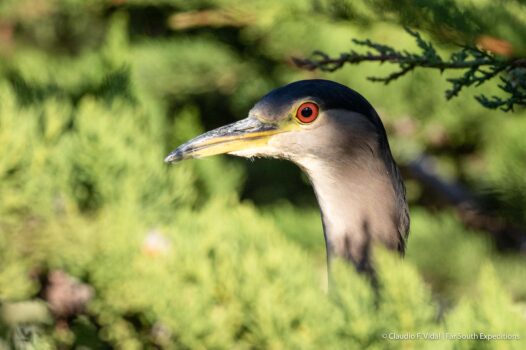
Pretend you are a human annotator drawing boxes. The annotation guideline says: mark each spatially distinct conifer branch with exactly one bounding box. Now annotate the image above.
[293,28,526,111]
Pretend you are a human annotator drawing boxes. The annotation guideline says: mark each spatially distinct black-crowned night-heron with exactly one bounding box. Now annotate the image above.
[165,80,409,272]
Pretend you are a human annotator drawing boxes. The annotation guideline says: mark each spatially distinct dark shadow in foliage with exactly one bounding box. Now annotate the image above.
[477,170,526,250]
[6,66,136,108]
[402,156,526,252]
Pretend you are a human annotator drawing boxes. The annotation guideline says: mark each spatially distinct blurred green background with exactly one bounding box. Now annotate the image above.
[0,0,525,349]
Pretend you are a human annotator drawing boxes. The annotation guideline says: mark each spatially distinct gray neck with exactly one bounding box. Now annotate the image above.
[300,153,408,270]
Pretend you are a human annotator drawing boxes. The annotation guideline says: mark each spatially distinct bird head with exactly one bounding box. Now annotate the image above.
[165,79,386,168]
[165,79,409,264]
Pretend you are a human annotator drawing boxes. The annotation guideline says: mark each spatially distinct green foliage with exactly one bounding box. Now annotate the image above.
[328,0,526,53]
[0,0,525,348]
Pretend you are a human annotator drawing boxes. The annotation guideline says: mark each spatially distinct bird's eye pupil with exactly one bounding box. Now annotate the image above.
[301,107,313,118]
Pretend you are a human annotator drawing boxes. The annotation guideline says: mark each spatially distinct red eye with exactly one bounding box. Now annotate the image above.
[295,102,319,124]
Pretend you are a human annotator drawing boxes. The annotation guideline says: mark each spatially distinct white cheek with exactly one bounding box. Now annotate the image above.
[229,145,280,158]
[228,131,309,160]
[267,132,303,156]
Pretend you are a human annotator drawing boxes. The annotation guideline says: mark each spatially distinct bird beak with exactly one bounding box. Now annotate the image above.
[165,117,281,163]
